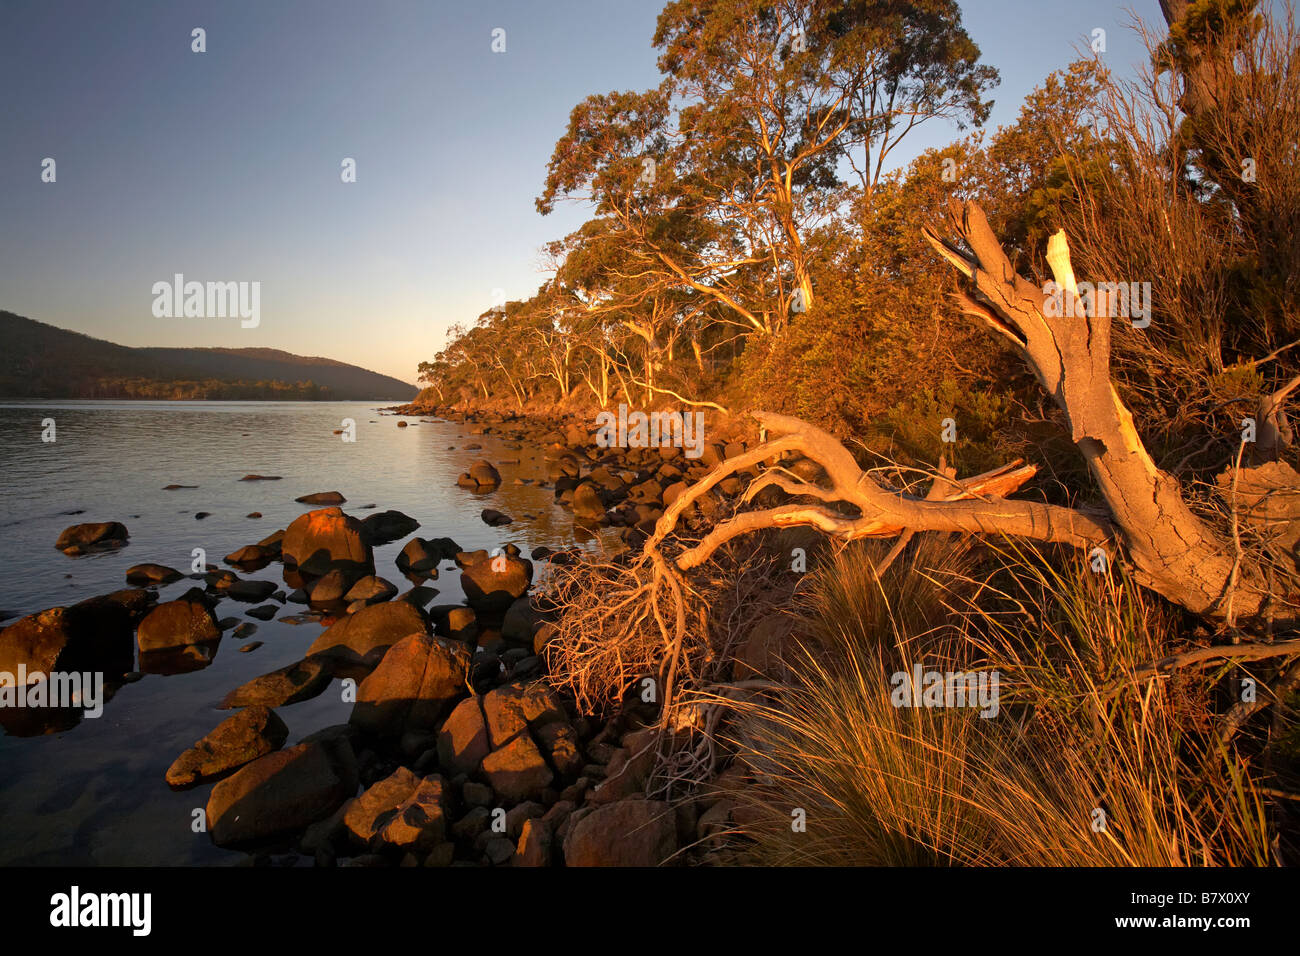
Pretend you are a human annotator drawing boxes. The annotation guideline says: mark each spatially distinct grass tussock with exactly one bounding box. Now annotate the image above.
[720,539,1276,866]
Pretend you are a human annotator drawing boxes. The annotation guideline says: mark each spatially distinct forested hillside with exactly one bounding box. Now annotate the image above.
[0,311,417,400]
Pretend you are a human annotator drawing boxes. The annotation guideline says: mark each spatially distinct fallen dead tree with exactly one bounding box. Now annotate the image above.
[544,200,1300,748]
[656,200,1300,634]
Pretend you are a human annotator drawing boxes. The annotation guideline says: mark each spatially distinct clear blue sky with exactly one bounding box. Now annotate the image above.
[0,0,1166,384]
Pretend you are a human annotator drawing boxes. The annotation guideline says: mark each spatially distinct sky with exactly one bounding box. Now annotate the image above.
[0,0,1169,385]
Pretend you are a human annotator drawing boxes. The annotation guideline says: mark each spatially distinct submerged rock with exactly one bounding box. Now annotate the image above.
[571,482,607,522]
[295,491,347,505]
[136,598,220,653]
[126,563,183,586]
[165,705,288,788]
[220,657,332,709]
[226,579,277,603]
[54,521,128,554]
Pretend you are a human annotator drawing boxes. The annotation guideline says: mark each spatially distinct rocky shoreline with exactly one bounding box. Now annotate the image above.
[0,404,767,867]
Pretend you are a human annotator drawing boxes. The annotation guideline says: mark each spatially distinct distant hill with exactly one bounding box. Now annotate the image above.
[0,311,418,401]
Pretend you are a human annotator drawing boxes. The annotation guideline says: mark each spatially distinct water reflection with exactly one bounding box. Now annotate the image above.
[0,401,620,864]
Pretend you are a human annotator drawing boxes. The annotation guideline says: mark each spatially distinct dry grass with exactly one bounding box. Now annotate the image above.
[714,539,1277,866]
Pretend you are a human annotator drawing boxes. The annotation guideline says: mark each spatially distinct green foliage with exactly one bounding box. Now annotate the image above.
[879,378,1014,474]
[421,0,1298,524]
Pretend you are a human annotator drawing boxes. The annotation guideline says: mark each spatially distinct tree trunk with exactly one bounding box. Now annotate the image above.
[647,200,1300,633]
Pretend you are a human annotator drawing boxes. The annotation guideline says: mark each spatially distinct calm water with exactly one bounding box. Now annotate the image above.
[0,401,612,865]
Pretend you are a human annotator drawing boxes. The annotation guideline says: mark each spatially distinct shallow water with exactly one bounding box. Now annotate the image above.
[0,400,612,865]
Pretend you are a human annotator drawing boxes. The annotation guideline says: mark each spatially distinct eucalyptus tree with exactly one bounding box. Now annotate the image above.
[539,0,996,332]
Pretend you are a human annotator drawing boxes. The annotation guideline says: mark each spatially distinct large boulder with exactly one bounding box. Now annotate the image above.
[93,588,158,623]
[306,600,429,667]
[342,767,449,854]
[395,536,460,576]
[0,595,136,680]
[165,705,288,788]
[360,510,420,545]
[514,817,553,867]
[480,733,553,802]
[54,521,128,554]
[305,568,357,603]
[256,529,286,554]
[502,597,542,644]
[281,507,373,577]
[343,575,398,604]
[562,799,678,866]
[220,657,333,709]
[206,737,358,846]
[481,681,566,749]
[534,720,584,777]
[136,598,220,653]
[455,548,533,614]
[436,696,490,775]
[428,604,477,642]
[349,633,471,737]
[395,539,440,577]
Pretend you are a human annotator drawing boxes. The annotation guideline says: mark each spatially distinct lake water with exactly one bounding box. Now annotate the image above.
[0,400,613,865]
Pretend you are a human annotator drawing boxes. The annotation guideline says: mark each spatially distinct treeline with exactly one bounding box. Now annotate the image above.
[47,377,331,401]
[421,0,1299,483]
